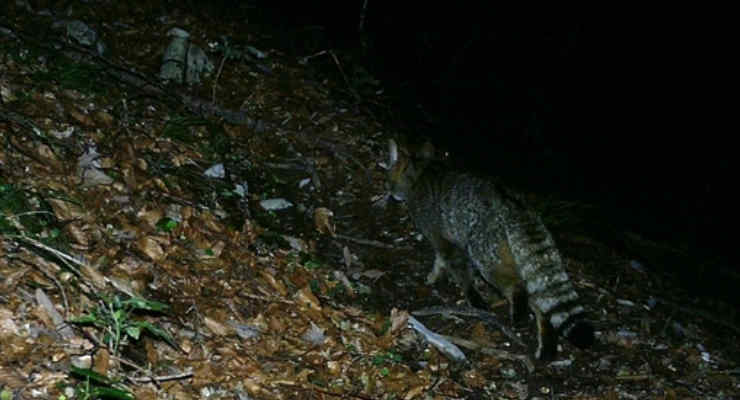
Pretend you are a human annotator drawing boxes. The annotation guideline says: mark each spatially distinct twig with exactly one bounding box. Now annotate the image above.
[334,233,394,249]
[15,255,71,321]
[0,109,44,136]
[128,371,193,384]
[327,50,359,100]
[242,291,295,305]
[408,316,467,363]
[9,235,84,277]
[264,159,322,190]
[413,305,526,347]
[106,355,160,388]
[358,0,369,33]
[654,297,740,335]
[444,335,535,373]
[35,288,75,339]
[299,50,359,101]
[212,42,228,104]
[10,235,137,300]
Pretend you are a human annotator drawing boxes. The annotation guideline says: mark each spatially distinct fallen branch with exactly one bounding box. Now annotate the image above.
[128,371,193,384]
[444,335,534,373]
[408,316,467,363]
[334,233,394,249]
[413,305,526,347]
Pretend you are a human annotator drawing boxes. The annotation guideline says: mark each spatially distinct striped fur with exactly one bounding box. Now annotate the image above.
[388,140,593,360]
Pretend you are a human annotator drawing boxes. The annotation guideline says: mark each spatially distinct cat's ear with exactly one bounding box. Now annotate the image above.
[388,139,399,167]
[418,141,435,160]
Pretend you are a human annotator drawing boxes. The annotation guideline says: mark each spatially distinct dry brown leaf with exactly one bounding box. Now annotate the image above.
[93,348,110,376]
[160,383,193,400]
[99,156,115,169]
[170,153,190,167]
[200,240,225,259]
[61,89,83,100]
[32,298,56,332]
[202,211,225,233]
[0,267,30,292]
[1,80,17,102]
[460,369,486,389]
[137,207,164,229]
[93,109,114,127]
[326,360,341,375]
[51,350,67,363]
[121,165,137,189]
[135,158,148,171]
[144,338,159,365]
[204,316,230,336]
[180,338,193,354]
[79,263,106,289]
[0,365,28,388]
[47,198,85,221]
[25,371,68,392]
[181,206,194,220]
[390,308,409,334]
[268,315,285,332]
[106,276,142,298]
[68,335,95,352]
[260,268,287,297]
[68,108,94,127]
[132,387,158,400]
[151,177,168,192]
[243,377,277,400]
[332,271,355,297]
[66,222,89,246]
[313,207,335,236]
[250,314,269,331]
[0,308,20,337]
[35,143,63,170]
[35,289,75,339]
[359,269,385,280]
[136,236,166,261]
[294,286,321,311]
[404,384,427,400]
[297,367,315,382]
[0,335,32,363]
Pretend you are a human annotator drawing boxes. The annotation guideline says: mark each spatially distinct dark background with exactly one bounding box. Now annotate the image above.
[225,3,735,298]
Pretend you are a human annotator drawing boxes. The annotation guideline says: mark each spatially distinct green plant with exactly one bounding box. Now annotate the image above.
[70,295,175,355]
[161,115,208,143]
[372,351,401,378]
[67,367,134,400]
[371,351,402,367]
[31,60,104,93]
[155,217,178,232]
[0,183,57,238]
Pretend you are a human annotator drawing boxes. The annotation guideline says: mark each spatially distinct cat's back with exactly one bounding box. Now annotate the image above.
[411,165,513,244]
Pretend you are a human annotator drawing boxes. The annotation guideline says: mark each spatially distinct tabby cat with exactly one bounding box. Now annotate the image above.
[388,139,594,360]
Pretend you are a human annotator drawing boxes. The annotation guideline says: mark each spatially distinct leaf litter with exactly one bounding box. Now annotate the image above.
[0,2,738,399]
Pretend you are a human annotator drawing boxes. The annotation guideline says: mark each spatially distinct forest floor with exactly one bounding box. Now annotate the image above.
[0,2,738,399]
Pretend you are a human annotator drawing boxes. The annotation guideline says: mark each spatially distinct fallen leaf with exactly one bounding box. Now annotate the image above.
[295,286,321,311]
[314,207,335,236]
[93,348,110,376]
[136,236,166,261]
[204,316,231,336]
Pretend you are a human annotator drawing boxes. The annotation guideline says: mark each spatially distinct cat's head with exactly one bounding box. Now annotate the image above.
[387,139,434,201]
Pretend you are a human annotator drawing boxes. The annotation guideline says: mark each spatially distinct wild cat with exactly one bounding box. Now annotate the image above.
[387,139,593,360]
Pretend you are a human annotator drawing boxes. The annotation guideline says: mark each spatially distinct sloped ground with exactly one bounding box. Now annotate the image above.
[1,2,738,399]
